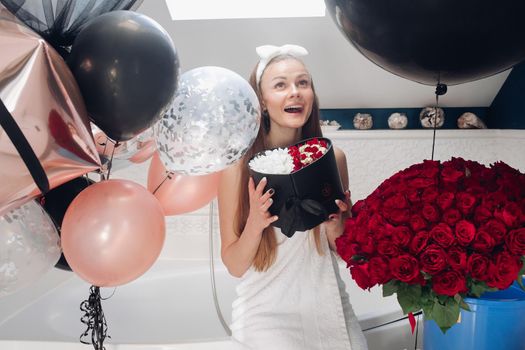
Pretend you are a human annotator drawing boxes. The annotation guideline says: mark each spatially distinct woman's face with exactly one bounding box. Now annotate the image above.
[259,58,314,131]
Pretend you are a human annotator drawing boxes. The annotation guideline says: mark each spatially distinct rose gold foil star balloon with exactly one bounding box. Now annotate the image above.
[0,5,100,216]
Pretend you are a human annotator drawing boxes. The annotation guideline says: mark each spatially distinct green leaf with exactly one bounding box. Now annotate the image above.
[422,299,435,320]
[517,276,525,292]
[397,284,422,314]
[382,280,399,297]
[469,280,497,298]
[432,297,460,333]
[459,299,471,312]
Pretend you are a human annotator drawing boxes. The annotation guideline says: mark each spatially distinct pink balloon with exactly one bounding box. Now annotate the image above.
[147,152,221,216]
[129,139,156,164]
[61,179,165,287]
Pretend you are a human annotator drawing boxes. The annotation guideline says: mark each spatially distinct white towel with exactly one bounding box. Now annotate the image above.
[230,227,368,350]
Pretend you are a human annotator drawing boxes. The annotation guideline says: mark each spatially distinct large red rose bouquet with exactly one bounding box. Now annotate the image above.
[336,157,525,332]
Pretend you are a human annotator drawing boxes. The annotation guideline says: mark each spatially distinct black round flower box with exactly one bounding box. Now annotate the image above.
[250,137,344,237]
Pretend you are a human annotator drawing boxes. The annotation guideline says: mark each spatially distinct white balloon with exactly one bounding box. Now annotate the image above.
[0,200,61,297]
[154,66,260,175]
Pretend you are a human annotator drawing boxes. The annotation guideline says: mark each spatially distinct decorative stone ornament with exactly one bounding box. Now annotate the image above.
[388,112,408,129]
[419,107,445,128]
[353,113,373,130]
[457,112,487,129]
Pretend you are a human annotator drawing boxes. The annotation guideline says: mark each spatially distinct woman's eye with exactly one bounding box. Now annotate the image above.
[298,79,310,87]
[274,82,286,89]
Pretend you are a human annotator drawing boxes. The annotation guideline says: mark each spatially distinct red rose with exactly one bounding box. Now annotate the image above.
[351,199,367,216]
[422,187,439,203]
[471,229,496,253]
[384,208,410,225]
[383,193,409,209]
[432,270,467,296]
[411,177,437,189]
[456,192,477,215]
[336,239,363,265]
[482,219,507,244]
[420,244,448,275]
[447,246,467,272]
[422,204,440,222]
[410,214,427,231]
[442,209,462,226]
[482,192,507,211]
[391,226,412,247]
[377,241,400,257]
[368,257,391,286]
[420,160,440,178]
[366,196,383,213]
[505,228,525,255]
[350,264,371,289]
[492,161,521,177]
[390,254,421,283]
[467,253,490,281]
[474,205,493,224]
[335,235,350,261]
[410,231,430,255]
[367,213,387,231]
[486,251,522,290]
[495,202,521,228]
[355,231,375,255]
[436,192,455,211]
[406,188,422,204]
[430,223,455,248]
[455,220,476,246]
[441,165,465,183]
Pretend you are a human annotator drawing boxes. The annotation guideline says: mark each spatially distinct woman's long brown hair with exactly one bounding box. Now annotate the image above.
[234,55,324,272]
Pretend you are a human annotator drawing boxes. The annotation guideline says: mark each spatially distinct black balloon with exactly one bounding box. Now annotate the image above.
[42,176,95,271]
[68,10,179,141]
[325,0,525,85]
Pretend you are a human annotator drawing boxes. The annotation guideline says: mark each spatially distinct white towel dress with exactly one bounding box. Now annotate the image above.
[230,227,368,350]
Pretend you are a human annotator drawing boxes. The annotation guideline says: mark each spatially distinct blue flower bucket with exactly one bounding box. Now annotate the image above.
[423,281,525,350]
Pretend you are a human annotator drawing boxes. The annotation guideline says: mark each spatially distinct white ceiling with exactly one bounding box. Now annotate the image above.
[136,1,511,109]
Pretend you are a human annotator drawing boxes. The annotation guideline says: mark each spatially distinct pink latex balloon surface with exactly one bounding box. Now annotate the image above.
[61,179,165,287]
[147,152,220,215]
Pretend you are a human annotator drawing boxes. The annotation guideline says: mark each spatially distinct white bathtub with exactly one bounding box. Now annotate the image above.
[0,258,419,349]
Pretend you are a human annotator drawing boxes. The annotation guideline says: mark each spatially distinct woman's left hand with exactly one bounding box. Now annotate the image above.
[324,190,350,250]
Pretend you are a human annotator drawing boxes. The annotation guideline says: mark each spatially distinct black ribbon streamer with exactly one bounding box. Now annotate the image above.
[279,196,327,237]
[80,286,110,350]
[0,0,143,59]
[0,97,49,194]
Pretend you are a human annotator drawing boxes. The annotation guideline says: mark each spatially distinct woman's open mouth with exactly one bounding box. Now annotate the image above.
[284,105,304,114]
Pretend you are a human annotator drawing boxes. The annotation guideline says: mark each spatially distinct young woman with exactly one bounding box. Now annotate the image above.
[218,44,367,350]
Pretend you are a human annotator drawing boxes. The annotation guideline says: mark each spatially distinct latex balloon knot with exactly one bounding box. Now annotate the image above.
[435,83,448,96]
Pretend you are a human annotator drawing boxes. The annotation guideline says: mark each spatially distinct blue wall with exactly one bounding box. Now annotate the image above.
[320,61,525,130]
[488,61,525,129]
[320,107,489,130]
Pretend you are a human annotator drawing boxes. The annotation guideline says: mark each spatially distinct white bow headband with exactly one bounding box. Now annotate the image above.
[255,44,309,85]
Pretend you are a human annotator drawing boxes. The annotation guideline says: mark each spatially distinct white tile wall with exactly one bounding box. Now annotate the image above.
[114,129,525,261]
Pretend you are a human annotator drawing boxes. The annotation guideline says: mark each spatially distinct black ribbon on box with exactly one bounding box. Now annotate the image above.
[250,137,344,237]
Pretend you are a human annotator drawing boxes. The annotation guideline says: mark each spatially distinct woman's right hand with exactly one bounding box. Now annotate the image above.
[245,177,278,233]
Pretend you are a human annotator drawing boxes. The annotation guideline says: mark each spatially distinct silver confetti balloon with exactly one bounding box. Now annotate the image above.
[0,200,61,297]
[154,66,260,175]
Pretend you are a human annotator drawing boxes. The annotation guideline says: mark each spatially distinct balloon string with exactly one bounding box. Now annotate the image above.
[431,77,447,161]
[152,172,173,195]
[106,141,119,180]
[79,286,111,350]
